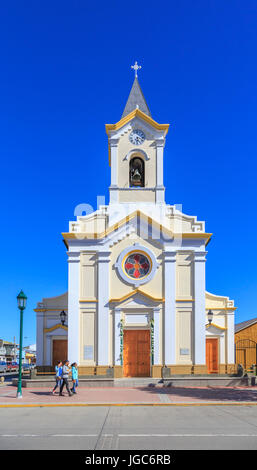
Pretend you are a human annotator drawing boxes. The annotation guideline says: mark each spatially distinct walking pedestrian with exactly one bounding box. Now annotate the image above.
[71,362,78,394]
[51,360,63,395]
[59,360,73,396]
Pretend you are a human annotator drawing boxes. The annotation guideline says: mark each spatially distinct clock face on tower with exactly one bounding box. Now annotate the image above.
[129,129,145,145]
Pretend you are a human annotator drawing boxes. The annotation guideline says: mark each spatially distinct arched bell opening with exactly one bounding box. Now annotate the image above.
[129,156,145,187]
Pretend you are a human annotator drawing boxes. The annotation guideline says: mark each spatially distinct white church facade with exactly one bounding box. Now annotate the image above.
[35,68,236,377]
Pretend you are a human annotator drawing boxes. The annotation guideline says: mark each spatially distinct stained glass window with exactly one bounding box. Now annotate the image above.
[124,253,150,279]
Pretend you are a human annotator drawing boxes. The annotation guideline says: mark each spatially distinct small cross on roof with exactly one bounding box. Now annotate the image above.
[131,61,142,78]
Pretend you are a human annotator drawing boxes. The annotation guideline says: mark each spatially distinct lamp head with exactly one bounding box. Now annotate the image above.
[60,310,67,326]
[17,290,27,310]
[207,309,213,325]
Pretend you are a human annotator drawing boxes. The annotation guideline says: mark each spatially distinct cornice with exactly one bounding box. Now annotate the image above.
[34,308,66,313]
[105,109,169,136]
[62,210,212,246]
[109,288,164,304]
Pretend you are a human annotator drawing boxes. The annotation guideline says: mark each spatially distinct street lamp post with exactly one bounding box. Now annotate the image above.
[16,290,27,398]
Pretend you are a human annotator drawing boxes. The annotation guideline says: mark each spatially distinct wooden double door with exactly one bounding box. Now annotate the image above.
[206,338,219,373]
[123,330,150,377]
[52,339,68,366]
[236,340,257,370]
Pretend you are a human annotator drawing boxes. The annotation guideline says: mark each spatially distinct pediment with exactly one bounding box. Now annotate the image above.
[110,289,163,307]
[106,210,173,247]
[109,117,159,142]
[63,207,211,247]
[206,323,226,335]
[105,109,169,139]
[122,296,153,308]
[44,323,68,335]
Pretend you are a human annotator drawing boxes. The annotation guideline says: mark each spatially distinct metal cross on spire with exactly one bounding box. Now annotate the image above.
[131,61,142,78]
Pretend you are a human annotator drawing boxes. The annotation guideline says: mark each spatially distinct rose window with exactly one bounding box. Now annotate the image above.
[124,253,151,279]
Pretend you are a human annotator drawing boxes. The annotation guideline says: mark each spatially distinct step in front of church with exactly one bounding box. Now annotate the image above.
[13,375,249,389]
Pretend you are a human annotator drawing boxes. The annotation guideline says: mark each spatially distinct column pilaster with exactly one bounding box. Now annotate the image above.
[163,249,176,365]
[109,138,119,204]
[227,311,235,364]
[68,251,80,364]
[97,251,110,365]
[194,251,207,365]
[155,138,165,203]
[153,307,160,365]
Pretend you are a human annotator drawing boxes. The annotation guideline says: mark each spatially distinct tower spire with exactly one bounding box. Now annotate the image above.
[121,62,151,118]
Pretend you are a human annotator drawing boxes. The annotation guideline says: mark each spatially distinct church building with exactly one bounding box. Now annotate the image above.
[35,65,236,377]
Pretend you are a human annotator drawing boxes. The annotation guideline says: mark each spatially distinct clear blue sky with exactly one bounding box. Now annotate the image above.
[1,0,257,344]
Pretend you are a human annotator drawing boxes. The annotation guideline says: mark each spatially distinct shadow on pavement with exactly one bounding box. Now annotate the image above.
[139,386,257,402]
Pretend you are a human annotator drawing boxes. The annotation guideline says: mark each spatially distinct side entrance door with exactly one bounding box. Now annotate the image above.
[52,339,68,367]
[123,330,150,377]
[206,338,219,373]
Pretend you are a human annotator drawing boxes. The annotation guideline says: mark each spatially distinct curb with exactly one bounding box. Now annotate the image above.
[0,401,257,408]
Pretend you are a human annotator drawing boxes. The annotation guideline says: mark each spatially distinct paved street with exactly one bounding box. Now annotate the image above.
[1,405,257,450]
[1,384,257,450]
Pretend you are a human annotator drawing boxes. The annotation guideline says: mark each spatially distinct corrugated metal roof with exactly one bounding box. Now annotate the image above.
[235,317,257,333]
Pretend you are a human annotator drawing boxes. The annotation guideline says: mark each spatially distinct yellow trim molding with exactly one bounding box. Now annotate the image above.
[206,323,227,331]
[34,308,67,313]
[109,289,164,304]
[44,323,68,333]
[205,307,237,311]
[105,109,170,136]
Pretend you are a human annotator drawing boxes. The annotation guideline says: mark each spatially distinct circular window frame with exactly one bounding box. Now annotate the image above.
[123,250,152,281]
[115,244,159,288]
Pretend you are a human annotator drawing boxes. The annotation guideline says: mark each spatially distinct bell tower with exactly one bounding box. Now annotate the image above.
[106,63,169,206]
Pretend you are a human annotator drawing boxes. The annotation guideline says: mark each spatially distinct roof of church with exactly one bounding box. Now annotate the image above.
[235,317,257,333]
[122,77,151,118]
[62,209,212,246]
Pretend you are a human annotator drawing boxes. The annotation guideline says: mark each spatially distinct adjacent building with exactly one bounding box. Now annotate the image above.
[0,340,17,363]
[235,318,257,370]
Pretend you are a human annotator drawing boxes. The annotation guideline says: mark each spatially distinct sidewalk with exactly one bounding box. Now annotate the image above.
[1,384,257,407]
